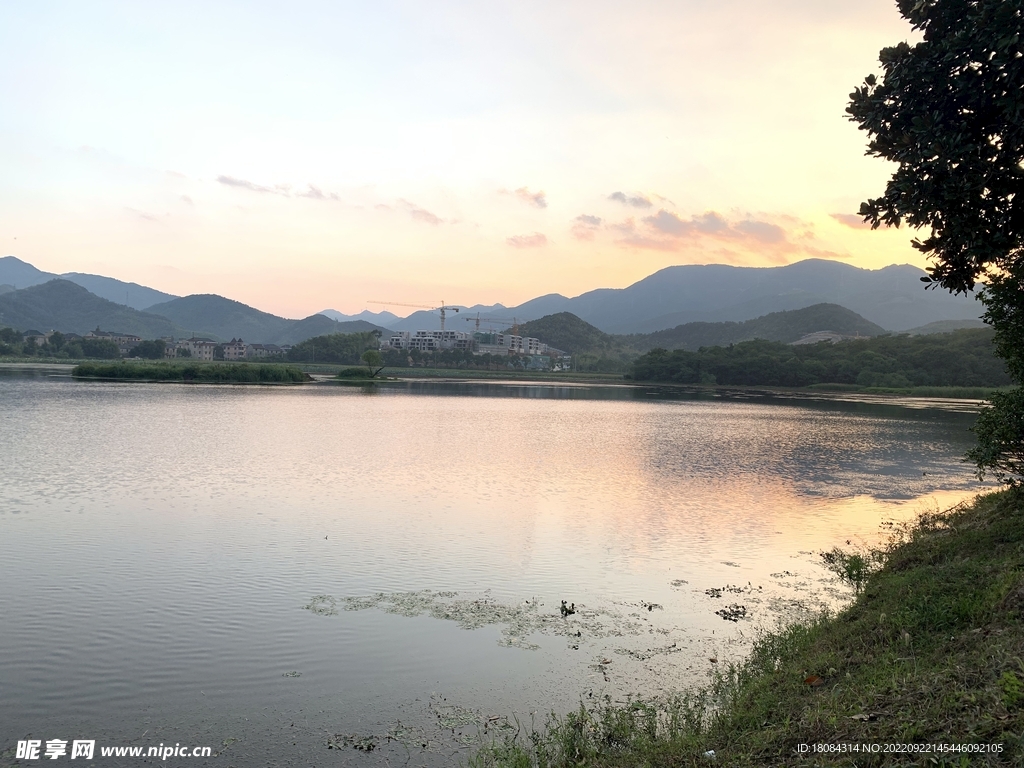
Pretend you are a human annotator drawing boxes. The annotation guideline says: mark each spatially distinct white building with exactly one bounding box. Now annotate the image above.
[85,329,143,356]
[222,338,247,360]
[386,330,473,351]
[245,343,285,358]
[180,337,217,361]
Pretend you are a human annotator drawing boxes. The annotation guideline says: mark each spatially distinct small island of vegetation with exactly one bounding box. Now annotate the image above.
[72,361,310,384]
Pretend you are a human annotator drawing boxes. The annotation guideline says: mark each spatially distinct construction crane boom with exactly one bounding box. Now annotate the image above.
[368,300,461,330]
[464,313,523,336]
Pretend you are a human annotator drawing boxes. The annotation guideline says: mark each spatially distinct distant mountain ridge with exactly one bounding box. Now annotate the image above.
[3,255,985,341]
[0,279,390,344]
[630,303,888,352]
[506,260,982,333]
[0,256,178,310]
[0,280,193,338]
[146,294,390,344]
[333,260,983,334]
[514,304,888,356]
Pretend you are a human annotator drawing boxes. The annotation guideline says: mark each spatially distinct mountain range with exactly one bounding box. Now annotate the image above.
[512,304,889,358]
[0,277,388,344]
[374,260,983,333]
[0,254,986,345]
[0,256,178,309]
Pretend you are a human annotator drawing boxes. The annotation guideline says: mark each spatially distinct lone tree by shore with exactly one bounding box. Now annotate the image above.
[361,349,386,378]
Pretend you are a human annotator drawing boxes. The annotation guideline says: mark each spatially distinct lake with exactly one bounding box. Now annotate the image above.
[0,371,989,766]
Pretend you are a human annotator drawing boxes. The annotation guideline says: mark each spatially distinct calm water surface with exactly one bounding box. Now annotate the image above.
[0,372,988,766]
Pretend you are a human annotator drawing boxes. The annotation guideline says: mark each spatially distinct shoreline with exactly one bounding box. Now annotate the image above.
[473,490,1024,766]
[0,359,1003,405]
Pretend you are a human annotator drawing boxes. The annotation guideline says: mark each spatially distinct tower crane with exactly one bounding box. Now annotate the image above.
[463,314,523,336]
[367,300,461,331]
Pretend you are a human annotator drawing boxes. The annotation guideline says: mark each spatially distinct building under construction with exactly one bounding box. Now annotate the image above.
[383,329,562,357]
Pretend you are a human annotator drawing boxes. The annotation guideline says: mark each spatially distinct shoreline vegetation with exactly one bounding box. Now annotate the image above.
[5,359,1007,400]
[71,361,310,383]
[472,490,1024,767]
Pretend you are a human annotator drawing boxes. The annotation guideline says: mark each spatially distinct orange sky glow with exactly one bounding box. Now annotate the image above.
[0,1,923,318]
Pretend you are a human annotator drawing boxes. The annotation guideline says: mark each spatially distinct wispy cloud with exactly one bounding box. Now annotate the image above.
[217,175,278,194]
[734,219,786,244]
[401,199,443,225]
[298,184,340,201]
[609,191,653,209]
[503,187,548,208]
[125,207,162,222]
[571,214,602,240]
[604,209,845,264]
[830,212,874,230]
[507,232,547,248]
[639,209,786,245]
[179,195,193,205]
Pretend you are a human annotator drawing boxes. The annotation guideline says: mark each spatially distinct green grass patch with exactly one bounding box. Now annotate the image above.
[807,383,1010,399]
[473,491,1024,766]
[72,361,310,384]
[336,366,378,379]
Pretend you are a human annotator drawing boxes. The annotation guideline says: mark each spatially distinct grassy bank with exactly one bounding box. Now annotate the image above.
[72,361,310,383]
[473,491,1024,767]
[806,383,1012,399]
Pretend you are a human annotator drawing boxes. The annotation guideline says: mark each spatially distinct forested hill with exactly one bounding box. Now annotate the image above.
[629,303,886,352]
[630,328,1009,389]
[512,304,886,356]
[0,280,193,338]
[514,313,619,354]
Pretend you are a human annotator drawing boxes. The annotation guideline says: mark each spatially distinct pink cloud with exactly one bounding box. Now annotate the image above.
[501,187,547,208]
[507,232,548,248]
[298,184,340,201]
[399,199,443,225]
[609,191,653,209]
[830,213,874,230]
[571,214,602,240]
[608,209,847,263]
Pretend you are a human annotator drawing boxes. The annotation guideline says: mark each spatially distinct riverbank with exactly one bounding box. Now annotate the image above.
[71,361,310,383]
[1,358,1006,402]
[473,490,1024,766]
[331,365,1005,398]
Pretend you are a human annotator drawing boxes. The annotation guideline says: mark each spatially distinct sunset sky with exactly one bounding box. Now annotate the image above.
[0,1,922,318]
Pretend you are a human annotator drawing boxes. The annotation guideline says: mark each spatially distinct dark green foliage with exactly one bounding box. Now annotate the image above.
[515,312,619,354]
[286,332,380,364]
[967,388,1024,486]
[336,367,376,379]
[145,293,289,342]
[0,326,121,359]
[847,0,1024,294]
[360,349,385,377]
[379,346,522,371]
[849,1,1024,483]
[631,304,886,352]
[631,329,1009,388]
[72,361,308,383]
[514,313,632,371]
[74,339,121,359]
[0,279,191,337]
[981,263,1024,383]
[129,339,166,359]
